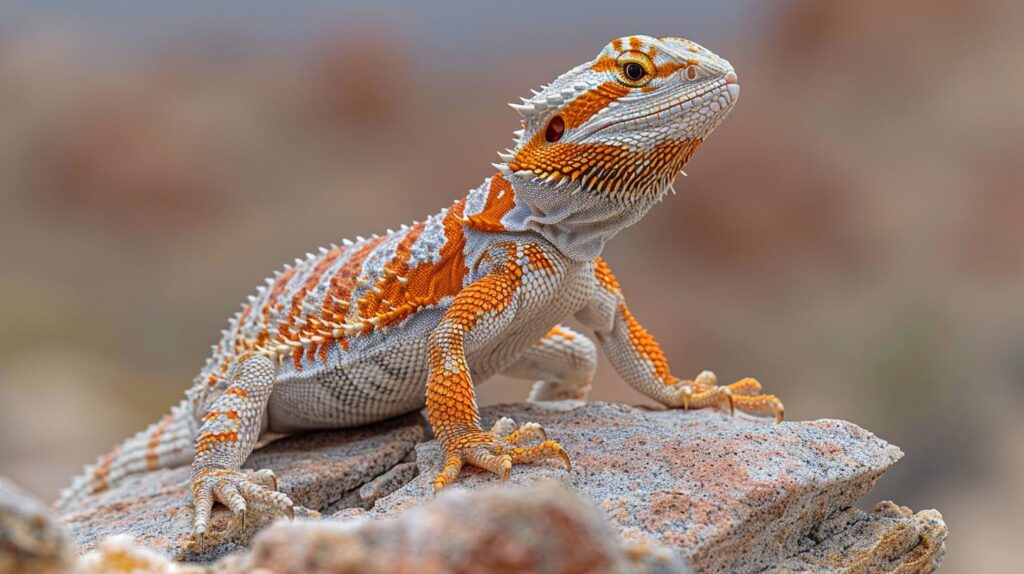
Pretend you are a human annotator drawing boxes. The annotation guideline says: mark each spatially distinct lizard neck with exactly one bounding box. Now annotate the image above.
[500,176,662,262]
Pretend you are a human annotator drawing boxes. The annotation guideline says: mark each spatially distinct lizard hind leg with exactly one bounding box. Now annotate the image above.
[190,354,293,543]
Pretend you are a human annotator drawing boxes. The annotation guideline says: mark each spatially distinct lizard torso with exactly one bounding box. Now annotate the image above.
[195,181,598,432]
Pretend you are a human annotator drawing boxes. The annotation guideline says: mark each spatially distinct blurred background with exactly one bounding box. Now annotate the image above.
[0,1,1021,569]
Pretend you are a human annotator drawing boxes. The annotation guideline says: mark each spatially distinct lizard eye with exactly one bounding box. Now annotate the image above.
[624,62,646,81]
[545,114,565,143]
[615,52,655,87]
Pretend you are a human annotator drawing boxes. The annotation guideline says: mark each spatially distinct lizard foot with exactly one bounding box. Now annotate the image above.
[669,370,784,423]
[191,467,294,544]
[432,418,571,492]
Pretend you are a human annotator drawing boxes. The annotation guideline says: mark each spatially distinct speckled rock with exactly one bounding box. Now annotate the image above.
[75,534,204,574]
[366,401,906,574]
[0,476,73,574]
[67,497,946,574]
[54,400,946,573]
[765,501,947,573]
[237,480,691,574]
[59,412,426,562]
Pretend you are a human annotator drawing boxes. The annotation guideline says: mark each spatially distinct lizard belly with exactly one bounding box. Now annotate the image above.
[266,335,433,432]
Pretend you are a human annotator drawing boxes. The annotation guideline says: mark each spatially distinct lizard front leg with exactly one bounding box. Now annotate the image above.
[190,353,293,542]
[501,324,598,401]
[427,243,571,491]
[578,257,784,421]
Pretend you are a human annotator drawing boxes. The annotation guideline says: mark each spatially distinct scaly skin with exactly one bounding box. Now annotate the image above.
[59,35,784,541]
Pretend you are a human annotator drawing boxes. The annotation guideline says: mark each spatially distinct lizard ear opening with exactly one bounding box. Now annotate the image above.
[545,115,565,143]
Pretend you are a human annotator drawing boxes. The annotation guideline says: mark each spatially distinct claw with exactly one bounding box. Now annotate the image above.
[556,445,572,472]
[195,531,206,553]
[681,386,692,410]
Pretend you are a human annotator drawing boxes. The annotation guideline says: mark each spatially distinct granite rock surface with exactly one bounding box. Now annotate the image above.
[363,401,909,573]
[0,476,73,574]
[35,401,947,573]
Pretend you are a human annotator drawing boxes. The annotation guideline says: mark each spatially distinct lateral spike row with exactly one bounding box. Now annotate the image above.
[509,103,534,115]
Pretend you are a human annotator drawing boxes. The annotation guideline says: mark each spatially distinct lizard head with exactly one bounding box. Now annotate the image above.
[499,35,738,205]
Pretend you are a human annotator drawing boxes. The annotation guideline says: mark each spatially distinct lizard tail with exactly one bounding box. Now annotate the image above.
[57,399,198,510]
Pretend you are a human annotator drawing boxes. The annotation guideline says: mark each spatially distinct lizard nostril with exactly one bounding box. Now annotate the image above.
[725,71,738,85]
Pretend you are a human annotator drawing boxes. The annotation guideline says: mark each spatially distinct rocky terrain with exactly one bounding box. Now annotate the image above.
[2,401,946,573]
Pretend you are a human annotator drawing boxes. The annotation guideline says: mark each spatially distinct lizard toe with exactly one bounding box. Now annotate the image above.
[190,468,293,540]
[433,422,571,491]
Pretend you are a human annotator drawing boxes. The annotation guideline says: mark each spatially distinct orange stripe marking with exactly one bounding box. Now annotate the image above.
[144,414,174,470]
[464,173,517,232]
[559,82,630,130]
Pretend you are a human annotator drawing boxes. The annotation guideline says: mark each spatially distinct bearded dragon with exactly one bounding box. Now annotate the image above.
[59,35,784,542]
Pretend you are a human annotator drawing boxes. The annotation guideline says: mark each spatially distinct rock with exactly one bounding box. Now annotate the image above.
[236,481,691,574]
[0,476,73,574]
[367,401,906,573]
[54,400,947,573]
[75,534,200,574]
[59,487,947,574]
[765,501,947,573]
[357,461,419,504]
[59,412,427,561]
